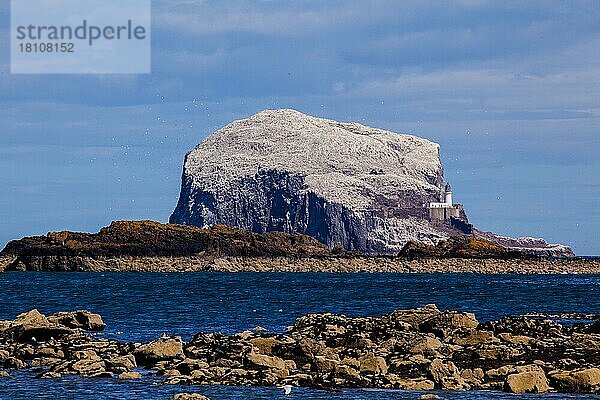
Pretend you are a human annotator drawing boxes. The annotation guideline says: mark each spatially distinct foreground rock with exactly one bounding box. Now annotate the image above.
[4,307,600,394]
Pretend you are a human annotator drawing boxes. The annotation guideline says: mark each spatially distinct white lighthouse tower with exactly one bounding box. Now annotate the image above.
[444,183,453,206]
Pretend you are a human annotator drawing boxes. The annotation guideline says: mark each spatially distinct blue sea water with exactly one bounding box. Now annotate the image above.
[1,272,600,399]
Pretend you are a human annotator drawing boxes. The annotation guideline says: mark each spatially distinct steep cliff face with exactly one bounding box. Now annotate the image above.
[170,109,459,254]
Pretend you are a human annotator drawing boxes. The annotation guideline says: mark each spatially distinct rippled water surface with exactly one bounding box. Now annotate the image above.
[2,272,600,399]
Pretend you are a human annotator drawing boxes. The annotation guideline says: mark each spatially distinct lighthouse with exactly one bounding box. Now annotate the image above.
[444,183,453,206]
[427,182,459,220]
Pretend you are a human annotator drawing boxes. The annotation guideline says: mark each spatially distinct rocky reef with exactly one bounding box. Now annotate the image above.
[0,220,329,271]
[4,306,600,395]
[398,236,563,259]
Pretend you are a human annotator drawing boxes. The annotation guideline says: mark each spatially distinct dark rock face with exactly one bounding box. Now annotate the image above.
[170,109,454,255]
[4,307,600,394]
[172,170,375,254]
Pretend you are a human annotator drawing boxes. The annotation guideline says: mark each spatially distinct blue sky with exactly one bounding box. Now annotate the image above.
[1,0,599,254]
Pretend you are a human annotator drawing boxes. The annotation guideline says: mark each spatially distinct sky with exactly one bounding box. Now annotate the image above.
[1,0,599,255]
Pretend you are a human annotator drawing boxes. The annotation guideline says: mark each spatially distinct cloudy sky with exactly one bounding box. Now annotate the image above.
[1,0,599,254]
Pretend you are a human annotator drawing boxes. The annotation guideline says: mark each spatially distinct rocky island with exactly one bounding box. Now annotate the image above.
[1,110,584,273]
[171,109,573,258]
[0,220,597,273]
[3,306,600,395]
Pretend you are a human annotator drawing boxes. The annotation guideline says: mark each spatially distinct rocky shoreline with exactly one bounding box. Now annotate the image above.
[3,306,600,395]
[2,221,589,274]
[1,254,599,274]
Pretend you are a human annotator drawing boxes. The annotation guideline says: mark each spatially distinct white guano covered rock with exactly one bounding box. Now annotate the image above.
[170,109,456,254]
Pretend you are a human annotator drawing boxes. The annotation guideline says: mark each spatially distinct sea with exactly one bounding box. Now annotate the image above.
[1,272,600,400]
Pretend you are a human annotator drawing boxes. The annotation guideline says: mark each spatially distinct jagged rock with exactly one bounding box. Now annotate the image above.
[428,359,456,384]
[400,236,525,259]
[0,371,10,378]
[4,357,27,369]
[453,330,498,346]
[3,309,73,342]
[335,364,360,379]
[408,336,442,354]
[394,377,435,390]
[170,109,462,255]
[461,368,485,385]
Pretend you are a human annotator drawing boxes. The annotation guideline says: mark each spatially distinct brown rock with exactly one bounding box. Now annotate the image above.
[5,357,27,369]
[428,359,456,383]
[461,368,485,385]
[173,394,211,400]
[505,367,550,394]
[420,311,479,336]
[247,352,287,371]
[36,371,61,379]
[71,359,106,375]
[249,337,280,355]
[31,357,62,367]
[134,336,183,365]
[14,309,49,327]
[387,375,435,390]
[34,347,64,359]
[358,354,388,375]
[498,333,534,345]
[551,368,600,392]
[453,330,498,346]
[106,355,137,371]
[336,364,360,380]
[409,336,442,354]
[385,304,440,328]
[315,356,339,372]
[73,350,101,360]
[6,310,73,342]
[48,310,106,331]
[119,371,142,379]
